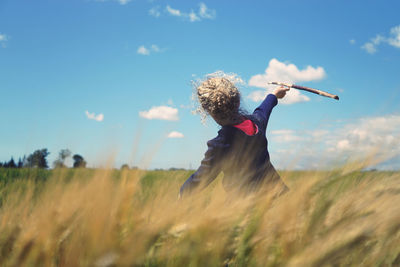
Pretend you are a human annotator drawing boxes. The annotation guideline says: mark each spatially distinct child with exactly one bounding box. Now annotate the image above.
[180,76,289,196]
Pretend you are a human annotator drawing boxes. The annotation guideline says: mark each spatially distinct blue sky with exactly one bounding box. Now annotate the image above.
[1,0,399,170]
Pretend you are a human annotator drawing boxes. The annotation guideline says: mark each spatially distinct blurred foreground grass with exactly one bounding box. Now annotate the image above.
[0,167,399,266]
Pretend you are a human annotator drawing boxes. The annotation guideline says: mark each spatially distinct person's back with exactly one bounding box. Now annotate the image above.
[180,75,289,196]
[217,115,278,192]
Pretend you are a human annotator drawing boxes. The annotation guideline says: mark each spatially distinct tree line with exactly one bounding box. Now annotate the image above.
[0,148,87,169]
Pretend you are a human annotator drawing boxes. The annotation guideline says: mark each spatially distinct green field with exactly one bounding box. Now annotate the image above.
[0,167,399,266]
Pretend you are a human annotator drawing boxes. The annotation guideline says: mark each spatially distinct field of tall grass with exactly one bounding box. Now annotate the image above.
[0,166,399,266]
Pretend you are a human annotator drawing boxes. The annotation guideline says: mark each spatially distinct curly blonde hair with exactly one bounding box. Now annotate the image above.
[196,77,242,126]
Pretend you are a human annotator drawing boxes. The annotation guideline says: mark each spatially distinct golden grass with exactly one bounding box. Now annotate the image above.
[0,167,399,266]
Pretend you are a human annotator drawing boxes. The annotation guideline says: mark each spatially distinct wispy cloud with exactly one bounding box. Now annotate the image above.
[0,33,8,47]
[270,129,304,143]
[0,34,7,42]
[188,11,200,22]
[388,25,400,48]
[137,45,150,55]
[361,35,385,54]
[167,131,184,138]
[361,25,400,54]
[139,106,179,121]
[349,39,356,45]
[270,114,400,170]
[85,110,104,122]
[162,2,216,22]
[137,44,163,55]
[198,2,216,19]
[151,44,160,52]
[248,58,326,104]
[166,5,182,17]
[149,6,161,18]
[94,0,131,5]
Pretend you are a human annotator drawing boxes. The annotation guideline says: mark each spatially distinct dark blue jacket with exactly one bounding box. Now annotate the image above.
[180,94,286,195]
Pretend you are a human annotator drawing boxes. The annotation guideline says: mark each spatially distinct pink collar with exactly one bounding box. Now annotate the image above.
[233,119,258,136]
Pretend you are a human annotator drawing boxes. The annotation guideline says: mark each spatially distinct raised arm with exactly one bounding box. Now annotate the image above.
[253,86,289,130]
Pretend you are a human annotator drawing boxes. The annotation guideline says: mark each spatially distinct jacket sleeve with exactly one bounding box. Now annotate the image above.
[179,136,226,196]
[252,94,278,131]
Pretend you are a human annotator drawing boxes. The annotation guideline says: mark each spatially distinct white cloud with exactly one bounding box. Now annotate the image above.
[270,129,304,143]
[0,34,7,42]
[361,42,377,54]
[361,25,400,54]
[388,25,400,48]
[336,139,351,150]
[311,130,329,138]
[85,111,104,122]
[166,5,181,16]
[198,2,216,19]
[139,106,179,121]
[247,89,310,104]
[247,90,268,102]
[249,58,326,86]
[137,44,163,56]
[179,104,192,109]
[270,114,400,170]
[151,44,160,52]
[0,33,8,47]
[163,3,215,22]
[328,115,400,155]
[137,45,150,55]
[189,11,200,22]
[248,58,326,104]
[361,35,385,54]
[149,6,161,17]
[167,131,184,138]
[94,0,131,5]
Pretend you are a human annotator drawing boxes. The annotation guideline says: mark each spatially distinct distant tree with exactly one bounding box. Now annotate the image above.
[17,157,23,168]
[121,164,130,170]
[1,158,16,168]
[21,155,27,167]
[0,162,3,168]
[1,158,17,168]
[26,149,50,169]
[73,154,87,168]
[169,167,185,171]
[7,158,17,168]
[53,149,72,168]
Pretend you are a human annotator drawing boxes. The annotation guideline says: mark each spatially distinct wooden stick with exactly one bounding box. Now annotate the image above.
[268,82,339,100]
